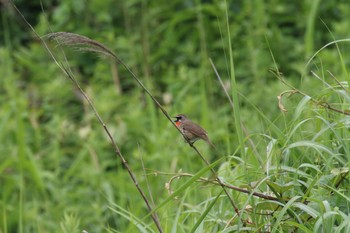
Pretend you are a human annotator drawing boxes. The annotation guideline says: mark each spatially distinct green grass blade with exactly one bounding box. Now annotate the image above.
[305,0,320,56]
[189,190,223,233]
[224,0,245,159]
[271,195,302,233]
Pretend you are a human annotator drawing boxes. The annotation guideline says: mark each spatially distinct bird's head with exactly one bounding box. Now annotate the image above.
[173,114,187,125]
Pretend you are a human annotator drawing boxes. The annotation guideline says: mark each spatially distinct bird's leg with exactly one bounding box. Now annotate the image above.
[183,136,194,146]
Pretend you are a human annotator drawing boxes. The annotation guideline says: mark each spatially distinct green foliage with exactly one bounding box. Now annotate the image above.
[1,0,350,232]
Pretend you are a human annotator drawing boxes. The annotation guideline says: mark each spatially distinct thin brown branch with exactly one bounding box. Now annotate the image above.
[327,70,350,96]
[318,102,350,115]
[161,171,285,202]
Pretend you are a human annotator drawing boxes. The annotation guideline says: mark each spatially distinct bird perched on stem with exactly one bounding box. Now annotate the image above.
[174,114,216,148]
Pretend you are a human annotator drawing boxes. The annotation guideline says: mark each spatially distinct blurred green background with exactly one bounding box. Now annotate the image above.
[1,0,350,232]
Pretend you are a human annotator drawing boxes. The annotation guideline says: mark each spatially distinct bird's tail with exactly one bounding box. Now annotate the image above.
[206,138,217,150]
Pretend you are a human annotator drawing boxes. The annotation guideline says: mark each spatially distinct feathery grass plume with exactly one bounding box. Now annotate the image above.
[46,32,118,60]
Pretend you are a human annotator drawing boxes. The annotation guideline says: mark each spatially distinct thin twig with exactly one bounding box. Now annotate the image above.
[327,70,350,96]
[157,171,285,202]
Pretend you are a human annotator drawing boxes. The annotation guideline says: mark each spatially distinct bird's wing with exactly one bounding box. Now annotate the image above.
[184,121,208,137]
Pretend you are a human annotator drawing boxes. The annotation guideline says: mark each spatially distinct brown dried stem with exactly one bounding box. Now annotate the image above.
[160,171,284,202]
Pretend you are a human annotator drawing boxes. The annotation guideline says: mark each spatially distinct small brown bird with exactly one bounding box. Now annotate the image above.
[174,114,216,148]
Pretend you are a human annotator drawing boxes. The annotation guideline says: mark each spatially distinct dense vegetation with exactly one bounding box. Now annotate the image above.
[1,1,350,232]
